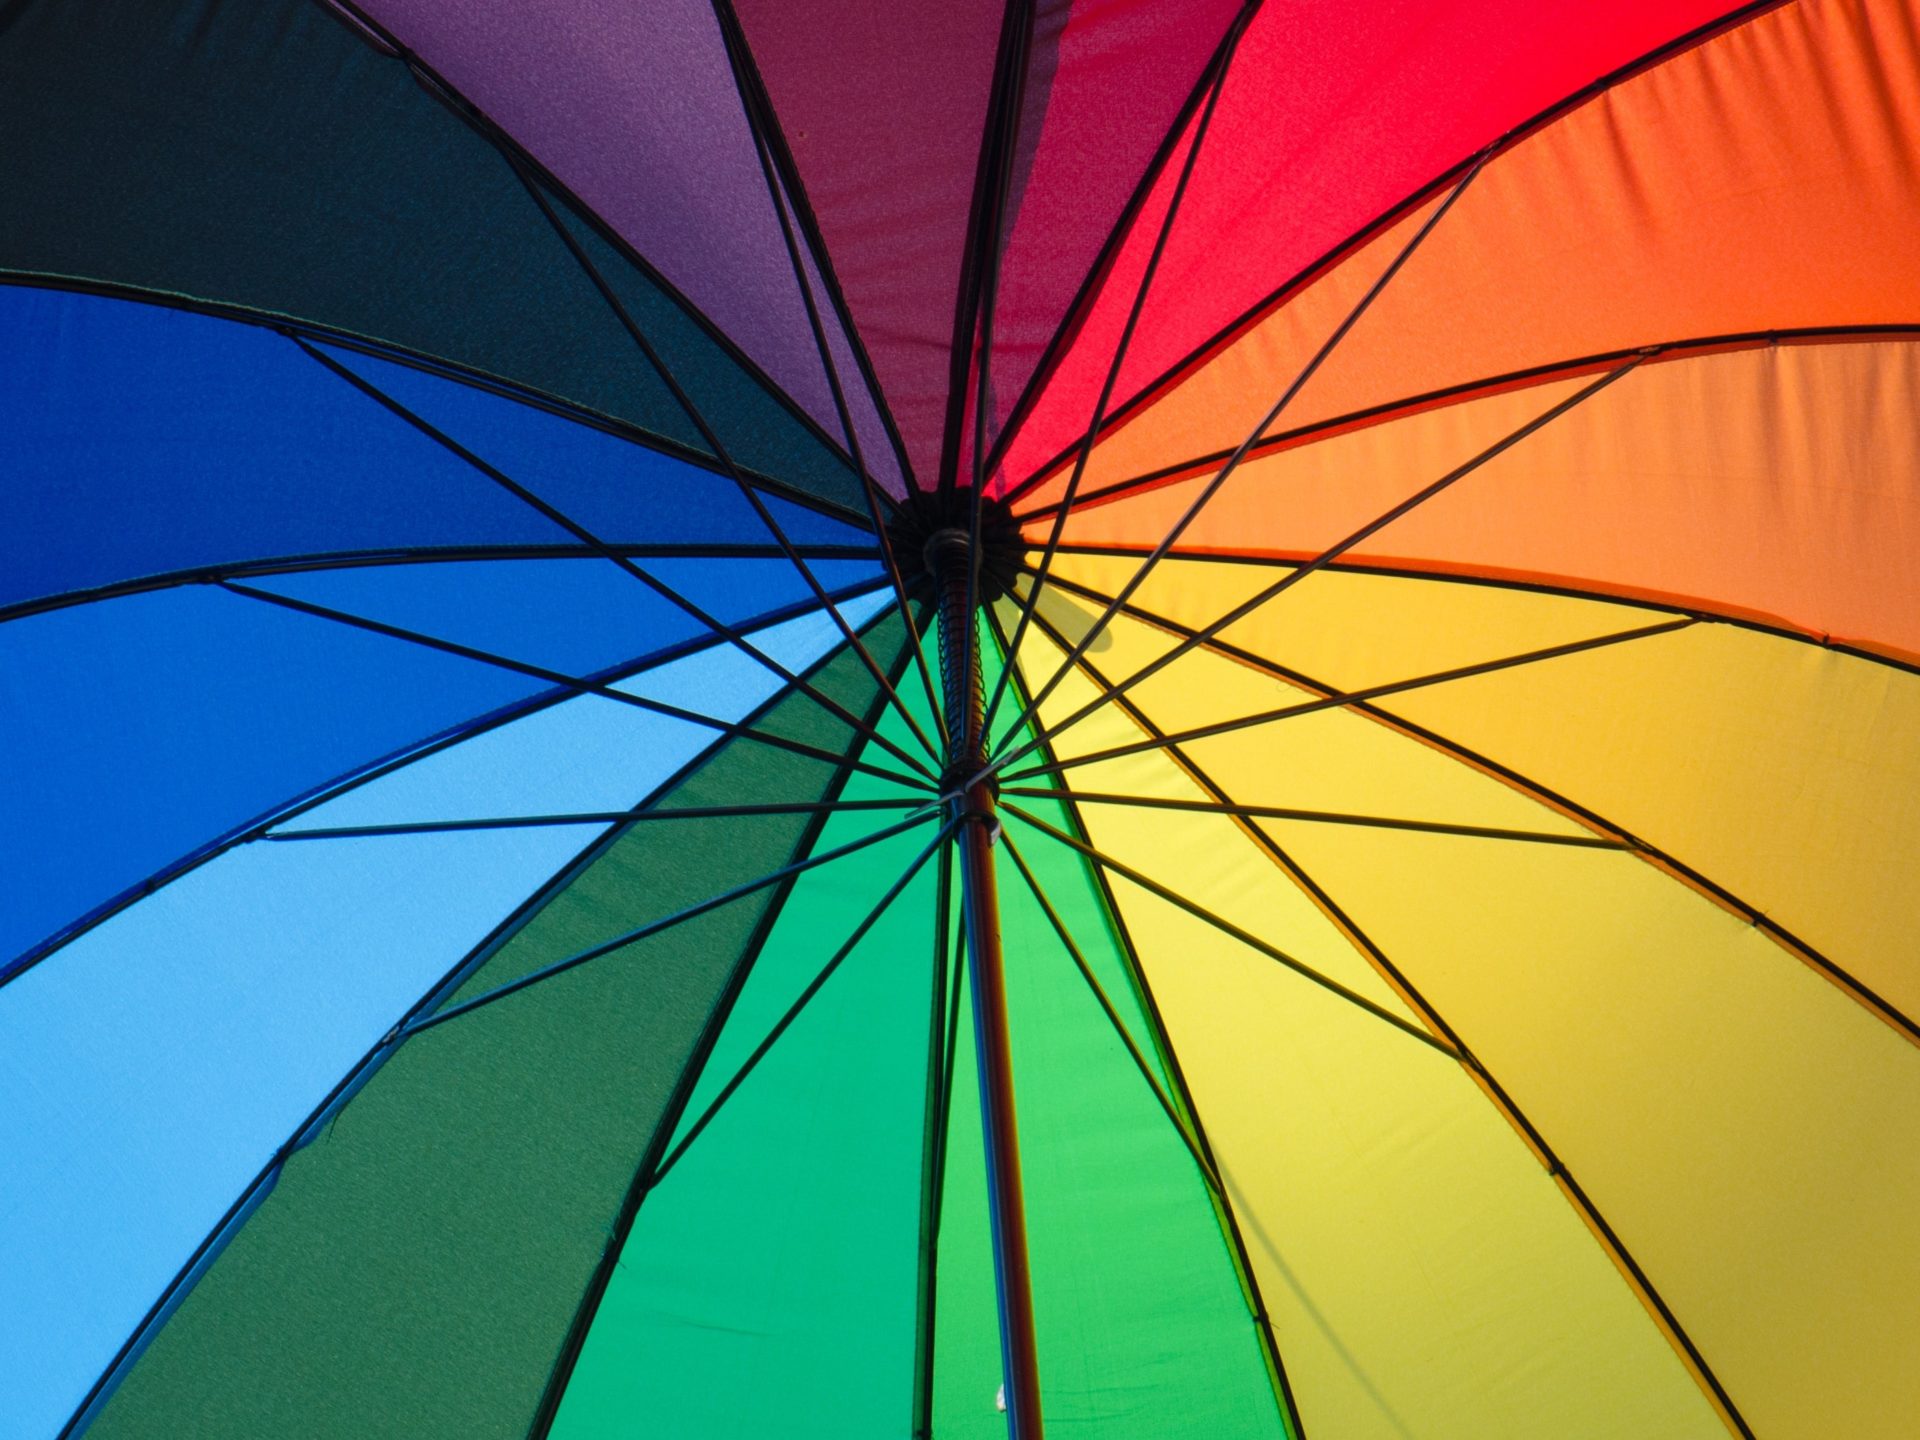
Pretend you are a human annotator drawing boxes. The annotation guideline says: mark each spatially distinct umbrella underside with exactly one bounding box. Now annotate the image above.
[3,0,1918,1437]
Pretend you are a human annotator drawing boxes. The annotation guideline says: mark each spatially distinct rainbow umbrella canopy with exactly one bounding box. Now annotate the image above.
[3,1,1918,1436]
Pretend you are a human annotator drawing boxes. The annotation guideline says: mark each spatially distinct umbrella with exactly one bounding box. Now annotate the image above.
[3,1,1916,1437]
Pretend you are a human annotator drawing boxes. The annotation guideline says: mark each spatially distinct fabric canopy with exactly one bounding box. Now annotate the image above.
[3,2,1916,1438]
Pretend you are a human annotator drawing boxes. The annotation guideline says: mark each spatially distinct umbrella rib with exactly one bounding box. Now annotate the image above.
[978,2,1262,486]
[1082,677,1757,1439]
[323,0,870,482]
[990,148,1493,759]
[993,0,1790,508]
[937,0,1034,501]
[979,2,1249,745]
[999,802,1458,1060]
[645,821,955,1188]
[1020,568,1920,1049]
[46,607,878,1438]
[998,607,1695,783]
[931,915,970,1249]
[219,579,930,792]
[288,335,939,784]
[718,18,906,527]
[1018,324,1920,528]
[1009,343,1763,530]
[956,0,1037,754]
[997,826,1223,1194]
[0,595,911,993]
[264,798,937,842]
[0,542,885,631]
[522,619,926,1439]
[402,813,939,1039]
[1002,790,1628,850]
[911,835,958,1438]
[708,0,921,487]
[984,597,1308,1435]
[989,355,1646,778]
[48,841,598,1440]
[0,270,875,526]
[502,145,945,770]
[1033,535,1920,679]
[736,51,950,747]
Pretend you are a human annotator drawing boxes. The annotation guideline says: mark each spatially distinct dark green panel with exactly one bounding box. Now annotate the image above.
[88,621,908,1439]
[0,0,857,508]
[548,680,946,1438]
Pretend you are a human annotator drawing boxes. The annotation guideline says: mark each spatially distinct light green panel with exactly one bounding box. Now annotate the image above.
[931,635,1289,1437]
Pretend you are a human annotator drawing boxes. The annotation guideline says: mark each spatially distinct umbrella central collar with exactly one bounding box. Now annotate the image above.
[886,488,1026,607]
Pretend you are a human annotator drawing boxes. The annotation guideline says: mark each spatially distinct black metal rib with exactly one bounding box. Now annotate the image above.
[404,813,935,1038]
[707,0,921,489]
[266,798,935,841]
[1011,327,1920,528]
[0,269,872,530]
[320,0,874,481]
[979,3,1250,745]
[999,803,1457,1060]
[992,356,1644,777]
[1030,532,1920,680]
[1002,790,1625,850]
[995,0,1794,506]
[1026,567,1920,1051]
[721,21,903,531]
[1053,631,1756,1439]
[1038,796,1309,1439]
[219,579,927,791]
[991,152,1492,757]
[647,821,954,1186]
[0,542,880,630]
[938,0,1037,498]
[933,906,970,1246]
[997,826,1222,1193]
[50,825,605,1440]
[956,0,1038,772]
[287,337,934,784]
[736,46,949,745]
[911,836,957,1439]
[998,610,1695,783]
[522,609,924,1439]
[502,155,945,769]
[51,596,893,1440]
[985,600,1305,1437]
[976,0,1262,483]
[0,596,910,995]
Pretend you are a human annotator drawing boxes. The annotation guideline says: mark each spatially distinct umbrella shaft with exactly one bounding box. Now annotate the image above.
[929,526,1044,1438]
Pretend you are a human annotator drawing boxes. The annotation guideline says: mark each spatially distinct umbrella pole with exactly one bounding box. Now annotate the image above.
[929,526,1044,1438]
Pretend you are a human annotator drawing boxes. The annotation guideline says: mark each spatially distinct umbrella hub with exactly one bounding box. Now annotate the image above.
[886,487,1027,608]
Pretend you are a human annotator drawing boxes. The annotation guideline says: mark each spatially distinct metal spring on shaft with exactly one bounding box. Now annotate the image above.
[924,526,986,780]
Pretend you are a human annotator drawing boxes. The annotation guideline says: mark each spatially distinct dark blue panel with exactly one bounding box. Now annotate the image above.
[0,287,570,612]
[331,348,877,550]
[252,557,885,679]
[0,585,543,968]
